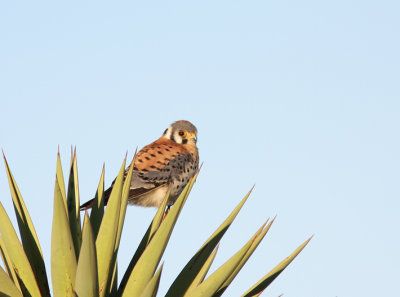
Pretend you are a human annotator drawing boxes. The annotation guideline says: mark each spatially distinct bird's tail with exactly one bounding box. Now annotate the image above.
[79,187,112,210]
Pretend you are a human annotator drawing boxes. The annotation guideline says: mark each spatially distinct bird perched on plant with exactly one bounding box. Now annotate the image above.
[80,120,199,209]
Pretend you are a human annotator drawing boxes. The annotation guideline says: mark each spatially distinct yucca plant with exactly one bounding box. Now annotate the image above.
[0,150,311,297]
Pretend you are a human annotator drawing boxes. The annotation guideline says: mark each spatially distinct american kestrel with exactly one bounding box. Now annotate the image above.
[81,120,199,209]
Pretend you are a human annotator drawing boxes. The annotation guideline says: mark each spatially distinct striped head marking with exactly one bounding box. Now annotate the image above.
[163,120,198,145]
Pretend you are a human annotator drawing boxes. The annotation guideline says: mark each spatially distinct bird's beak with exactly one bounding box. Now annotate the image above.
[189,133,197,142]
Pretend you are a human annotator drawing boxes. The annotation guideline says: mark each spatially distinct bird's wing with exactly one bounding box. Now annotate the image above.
[80,139,194,209]
[127,140,194,200]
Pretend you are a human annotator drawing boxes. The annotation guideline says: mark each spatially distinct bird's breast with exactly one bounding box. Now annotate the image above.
[170,157,198,199]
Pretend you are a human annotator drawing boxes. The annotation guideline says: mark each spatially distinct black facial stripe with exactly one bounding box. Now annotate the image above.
[169,127,182,143]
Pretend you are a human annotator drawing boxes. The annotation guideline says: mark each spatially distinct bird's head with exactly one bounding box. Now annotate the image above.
[163,120,198,145]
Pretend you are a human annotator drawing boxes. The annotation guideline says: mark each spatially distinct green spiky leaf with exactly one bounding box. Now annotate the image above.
[214,219,274,297]
[56,150,68,213]
[108,259,118,296]
[3,154,50,297]
[74,213,98,297]
[149,185,171,243]
[121,173,198,296]
[138,264,163,297]
[0,266,23,297]
[96,158,125,297]
[242,236,313,297]
[166,187,253,297]
[0,202,42,297]
[67,149,82,258]
[184,244,220,296]
[188,237,254,297]
[51,178,77,297]
[118,185,171,296]
[115,157,135,250]
[0,227,21,292]
[90,165,105,239]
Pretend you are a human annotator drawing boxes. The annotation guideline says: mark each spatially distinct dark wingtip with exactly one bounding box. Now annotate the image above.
[80,199,94,211]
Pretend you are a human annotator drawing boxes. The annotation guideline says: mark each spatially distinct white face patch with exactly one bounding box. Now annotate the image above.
[164,126,173,140]
[164,126,184,144]
[173,131,183,144]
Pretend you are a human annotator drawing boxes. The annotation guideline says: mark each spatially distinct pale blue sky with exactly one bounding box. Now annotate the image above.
[1,1,399,296]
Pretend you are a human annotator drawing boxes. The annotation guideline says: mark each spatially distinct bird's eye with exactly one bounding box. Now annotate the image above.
[178,131,185,137]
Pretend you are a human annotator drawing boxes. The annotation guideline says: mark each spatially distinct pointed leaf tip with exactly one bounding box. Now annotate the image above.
[242,236,312,297]
[198,162,204,171]
[131,148,138,164]
[260,219,269,230]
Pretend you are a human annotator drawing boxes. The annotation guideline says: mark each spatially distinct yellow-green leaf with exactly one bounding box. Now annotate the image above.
[51,180,77,297]
[242,236,313,297]
[107,258,118,296]
[105,158,134,296]
[149,185,171,243]
[96,158,125,297]
[166,187,253,297]
[56,149,68,213]
[67,150,82,257]
[0,202,41,297]
[0,236,21,292]
[89,164,105,239]
[121,173,198,297]
[3,154,50,296]
[0,266,23,297]
[138,263,163,297]
[184,244,220,297]
[214,219,274,297]
[117,187,171,296]
[189,238,254,297]
[115,157,135,250]
[75,213,98,297]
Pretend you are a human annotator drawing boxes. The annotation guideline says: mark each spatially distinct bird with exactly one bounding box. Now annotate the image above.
[80,120,199,209]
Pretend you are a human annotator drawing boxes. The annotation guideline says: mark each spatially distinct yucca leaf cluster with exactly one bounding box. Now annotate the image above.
[0,150,311,296]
